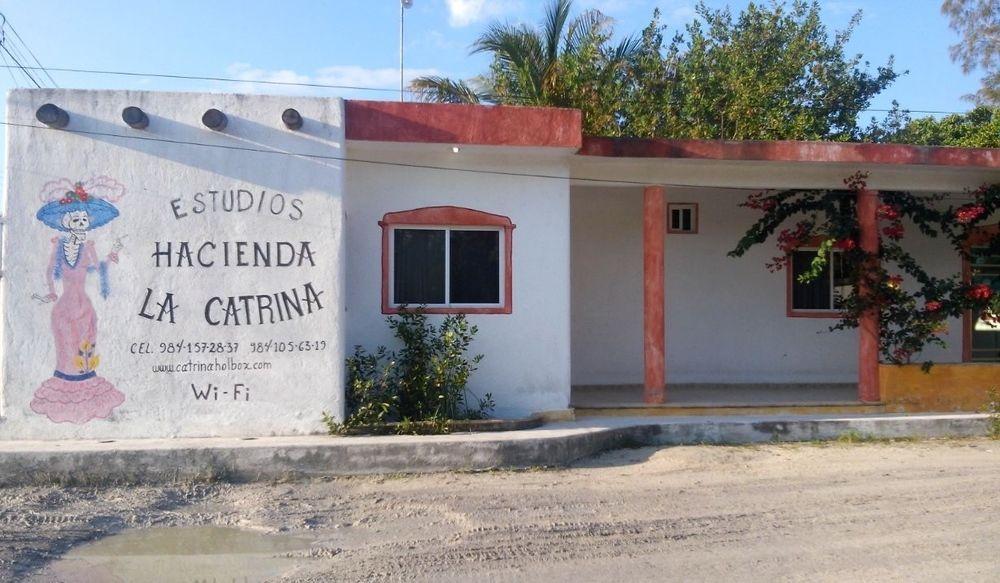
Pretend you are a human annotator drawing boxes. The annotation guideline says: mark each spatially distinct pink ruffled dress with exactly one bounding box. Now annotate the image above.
[30,238,125,423]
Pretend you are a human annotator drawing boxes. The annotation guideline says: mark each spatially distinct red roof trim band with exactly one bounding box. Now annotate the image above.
[580,136,1000,168]
[343,100,1000,169]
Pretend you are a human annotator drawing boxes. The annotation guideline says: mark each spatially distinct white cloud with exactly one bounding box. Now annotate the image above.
[224,63,441,97]
[576,0,645,14]
[668,4,696,23]
[823,1,864,16]
[314,65,441,89]
[445,0,522,27]
[227,63,312,88]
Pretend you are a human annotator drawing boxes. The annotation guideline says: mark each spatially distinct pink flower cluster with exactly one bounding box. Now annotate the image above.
[743,191,778,212]
[767,222,813,272]
[882,223,905,240]
[777,222,811,254]
[955,204,986,224]
[967,284,993,301]
[877,204,900,220]
[877,204,904,241]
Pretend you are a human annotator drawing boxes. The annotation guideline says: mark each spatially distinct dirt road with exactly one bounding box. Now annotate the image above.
[3,438,999,581]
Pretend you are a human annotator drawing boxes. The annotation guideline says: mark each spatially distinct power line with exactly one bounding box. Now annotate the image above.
[0,118,987,201]
[0,12,57,87]
[0,41,19,86]
[0,64,974,116]
[0,64,415,95]
[0,14,44,88]
[0,45,40,88]
[0,41,40,88]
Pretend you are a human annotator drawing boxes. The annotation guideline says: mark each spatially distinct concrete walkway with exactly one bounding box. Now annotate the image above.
[571,383,859,407]
[0,412,990,487]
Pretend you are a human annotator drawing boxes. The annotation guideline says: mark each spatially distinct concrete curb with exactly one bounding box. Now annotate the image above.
[0,413,991,487]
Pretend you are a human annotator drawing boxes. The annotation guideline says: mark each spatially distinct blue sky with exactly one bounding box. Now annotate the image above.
[0,0,981,120]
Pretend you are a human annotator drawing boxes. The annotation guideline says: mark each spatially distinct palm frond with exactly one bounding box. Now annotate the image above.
[609,34,641,63]
[409,76,486,104]
[543,0,573,63]
[473,23,547,102]
[564,9,610,55]
[473,23,545,71]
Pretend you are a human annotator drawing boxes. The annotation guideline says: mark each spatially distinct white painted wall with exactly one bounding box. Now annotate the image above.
[344,143,573,418]
[1,89,345,440]
[570,187,644,384]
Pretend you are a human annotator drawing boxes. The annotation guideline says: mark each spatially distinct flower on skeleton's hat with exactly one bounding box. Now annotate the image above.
[60,182,91,204]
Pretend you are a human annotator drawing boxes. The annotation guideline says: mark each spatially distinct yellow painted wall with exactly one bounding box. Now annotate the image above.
[881,364,1000,413]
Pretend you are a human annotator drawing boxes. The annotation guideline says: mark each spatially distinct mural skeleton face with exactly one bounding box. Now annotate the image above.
[61,210,90,240]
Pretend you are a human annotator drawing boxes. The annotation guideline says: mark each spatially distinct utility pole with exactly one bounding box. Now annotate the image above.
[400,0,413,102]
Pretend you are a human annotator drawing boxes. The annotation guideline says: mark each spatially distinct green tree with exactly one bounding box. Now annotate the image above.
[941,0,999,105]
[413,0,902,141]
[891,106,1000,147]
[628,2,900,140]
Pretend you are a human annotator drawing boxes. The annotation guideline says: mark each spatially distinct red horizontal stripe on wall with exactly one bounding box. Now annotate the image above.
[346,100,582,149]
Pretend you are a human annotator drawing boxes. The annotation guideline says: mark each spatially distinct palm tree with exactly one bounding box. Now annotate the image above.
[410,0,637,110]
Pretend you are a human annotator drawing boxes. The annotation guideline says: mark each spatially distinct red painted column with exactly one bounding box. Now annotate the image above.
[643,185,666,404]
[857,188,881,402]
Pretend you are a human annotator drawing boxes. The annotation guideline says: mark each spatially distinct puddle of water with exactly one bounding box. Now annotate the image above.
[34,526,316,583]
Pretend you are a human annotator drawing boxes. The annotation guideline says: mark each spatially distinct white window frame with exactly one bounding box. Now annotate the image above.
[388,224,506,309]
[667,203,698,234]
[790,247,850,314]
[970,245,1000,361]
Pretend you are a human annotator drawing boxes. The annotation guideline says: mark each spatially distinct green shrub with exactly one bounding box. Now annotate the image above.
[325,310,492,435]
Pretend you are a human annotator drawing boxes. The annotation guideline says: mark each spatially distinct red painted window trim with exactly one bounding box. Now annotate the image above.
[962,223,999,362]
[379,206,515,315]
[666,202,699,234]
[786,239,846,319]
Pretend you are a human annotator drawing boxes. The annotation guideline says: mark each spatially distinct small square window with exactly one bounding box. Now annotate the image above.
[667,203,698,234]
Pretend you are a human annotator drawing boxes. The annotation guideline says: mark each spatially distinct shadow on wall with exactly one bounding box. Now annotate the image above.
[46,109,344,223]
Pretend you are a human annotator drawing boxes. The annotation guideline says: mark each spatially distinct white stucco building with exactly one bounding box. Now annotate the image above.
[0,89,998,440]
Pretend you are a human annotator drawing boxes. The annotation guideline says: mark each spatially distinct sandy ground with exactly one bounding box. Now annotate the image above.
[2,438,1000,582]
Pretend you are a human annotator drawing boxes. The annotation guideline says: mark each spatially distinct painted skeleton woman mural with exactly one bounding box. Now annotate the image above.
[30,177,126,424]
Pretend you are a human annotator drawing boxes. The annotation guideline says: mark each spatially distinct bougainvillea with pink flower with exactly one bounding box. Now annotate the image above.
[730,173,1000,370]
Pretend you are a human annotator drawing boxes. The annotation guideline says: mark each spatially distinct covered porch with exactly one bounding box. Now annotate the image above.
[568,138,1000,414]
